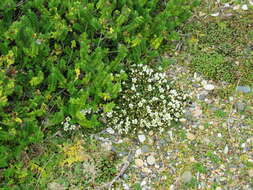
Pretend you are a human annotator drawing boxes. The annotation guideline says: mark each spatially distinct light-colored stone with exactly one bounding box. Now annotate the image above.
[48,182,65,190]
[106,127,115,134]
[192,108,202,117]
[135,159,144,167]
[181,171,192,183]
[199,125,204,130]
[138,134,146,143]
[135,148,142,157]
[187,133,196,140]
[142,167,151,173]
[224,145,229,154]
[204,84,215,91]
[216,187,222,190]
[241,4,248,10]
[248,169,253,177]
[147,155,156,165]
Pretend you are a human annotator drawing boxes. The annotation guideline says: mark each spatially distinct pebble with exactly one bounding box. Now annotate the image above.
[236,86,251,93]
[204,84,214,91]
[241,4,248,10]
[181,171,192,183]
[106,127,115,134]
[135,148,142,157]
[141,145,150,153]
[147,155,156,165]
[192,108,202,117]
[138,134,146,143]
[142,167,151,173]
[48,182,65,190]
[135,159,144,167]
[248,169,253,177]
[199,125,204,130]
[224,145,229,154]
[234,102,246,112]
[187,133,196,140]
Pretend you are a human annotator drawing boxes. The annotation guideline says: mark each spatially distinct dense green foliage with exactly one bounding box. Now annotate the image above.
[0,0,198,186]
[185,14,253,84]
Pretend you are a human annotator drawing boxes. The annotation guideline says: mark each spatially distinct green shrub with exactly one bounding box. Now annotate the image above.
[0,0,199,185]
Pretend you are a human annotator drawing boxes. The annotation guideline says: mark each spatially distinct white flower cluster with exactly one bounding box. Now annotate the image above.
[102,64,189,134]
[61,116,80,132]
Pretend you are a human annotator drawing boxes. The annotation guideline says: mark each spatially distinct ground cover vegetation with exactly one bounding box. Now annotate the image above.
[0,0,199,188]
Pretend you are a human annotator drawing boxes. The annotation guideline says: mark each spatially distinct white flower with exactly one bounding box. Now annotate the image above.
[132,78,137,83]
[129,104,134,109]
[138,102,143,107]
[66,116,71,122]
[241,4,248,10]
[148,84,152,91]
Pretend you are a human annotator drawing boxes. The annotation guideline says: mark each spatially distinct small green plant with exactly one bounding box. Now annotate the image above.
[192,162,207,174]
[190,52,236,83]
[102,64,189,134]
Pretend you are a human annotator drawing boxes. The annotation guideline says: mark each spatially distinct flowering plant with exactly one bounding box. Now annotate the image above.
[102,64,189,134]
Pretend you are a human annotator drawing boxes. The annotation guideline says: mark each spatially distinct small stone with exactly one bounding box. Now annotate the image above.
[241,4,248,10]
[204,84,215,91]
[187,133,196,140]
[142,167,151,173]
[181,171,192,183]
[199,125,204,130]
[123,174,129,180]
[135,159,144,167]
[147,155,156,165]
[192,108,202,117]
[106,127,115,134]
[234,102,246,112]
[248,169,253,177]
[138,134,146,143]
[211,12,219,17]
[141,145,150,153]
[236,86,251,93]
[233,5,240,10]
[224,145,229,154]
[48,182,65,190]
[135,148,142,157]
[198,94,206,100]
[216,187,222,190]
[101,142,112,151]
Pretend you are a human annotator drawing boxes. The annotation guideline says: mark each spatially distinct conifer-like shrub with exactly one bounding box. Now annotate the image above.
[0,0,199,179]
[102,64,189,134]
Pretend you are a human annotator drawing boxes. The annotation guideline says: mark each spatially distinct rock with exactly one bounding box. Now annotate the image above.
[142,167,151,173]
[141,145,150,153]
[48,182,65,190]
[236,86,251,93]
[135,159,144,167]
[234,102,246,112]
[198,94,206,100]
[199,125,204,130]
[181,171,192,183]
[204,84,215,91]
[138,134,146,143]
[192,108,202,117]
[147,155,156,165]
[248,169,253,177]
[135,148,142,157]
[241,4,248,10]
[187,133,196,140]
[106,127,115,134]
[224,145,229,154]
[123,174,129,180]
[101,142,112,151]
